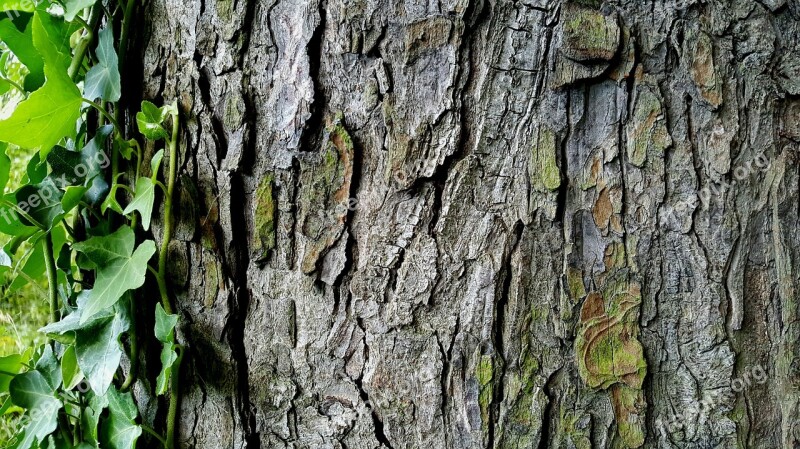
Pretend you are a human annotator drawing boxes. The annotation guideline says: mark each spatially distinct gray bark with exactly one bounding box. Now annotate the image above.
[133,0,800,447]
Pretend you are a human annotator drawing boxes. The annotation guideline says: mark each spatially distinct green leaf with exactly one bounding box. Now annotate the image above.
[79,239,155,323]
[83,27,120,101]
[39,290,114,343]
[0,352,27,393]
[0,64,82,155]
[99,388,141,449]
[9,226,66,292]
[0,194,38,237]
[154,303,178,343]
[150,149,164,177]
[60,346,83,390]
[73,225,134,266]
[162,100,179,118]
[25,152,46,184]
[0,19,44,91]
[0,142,10,192]
[31,10,73,72]
[8,371,61,449]
[63,0,97,21]
[84,175,109,205]
[0,14,82,156]
[82,391,108,445]
[136,101,168,140]
[0,0,35,14]
[75,302,129,395]
[14,182,64,228]
[154,303,179,395]
[100,181,124,214]
[122,177,155,231]
[156,344,177,396]
[114,137,136,161]
[45,145,81,182]
[61,185,88,213]
[34,345,61,390]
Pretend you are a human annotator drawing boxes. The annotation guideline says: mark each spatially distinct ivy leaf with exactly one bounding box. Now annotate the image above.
[156,345,177,396]
[154,303,178,395]
[76,299,130,395]
[114,137,136,160]
[63,0,97,21]
[83,27,120,102]
[136,101,168,140]
[79,239,156,323]
[122,177,155,231]
[150,149,164,177]
[0,63,82,156]
[84,175,109,205]
[0,19,45,91]
[39,290,114,344]
[31,10,73,72]
[34,345,61,391]
[14,182,64,228]
[0,11,81,157]
[0,193,38,237]
[61,185,88,213]
[0,352,27,392]
[73,225,134,266]
[100,181,124,214]
[99,388,142,449]
[9,225,66,292]
[8,371,62,449]
[45,146,81,185]
[45,126,113,191]
[24,152,46,184]
[155,303,178,343]
[0,0,35,13]
[0,143,10,193]
[60,345,83,390]
[82,391,108,445]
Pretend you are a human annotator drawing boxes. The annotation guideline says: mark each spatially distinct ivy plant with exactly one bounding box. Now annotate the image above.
[0,0,183,448]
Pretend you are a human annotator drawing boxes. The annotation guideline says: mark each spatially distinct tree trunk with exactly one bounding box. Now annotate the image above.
[132,0,800,447]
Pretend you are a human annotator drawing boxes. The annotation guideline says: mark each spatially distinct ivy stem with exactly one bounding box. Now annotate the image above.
[83,98,122,130]
[155,109,182,449]
[120,306,138,391]
[67,7,102,80]
[141,424,168,448]
[157,112,179,315]
[0,75,26,95]
[42,232,58,325]
[112,0,137,178]
[166,345,183,449]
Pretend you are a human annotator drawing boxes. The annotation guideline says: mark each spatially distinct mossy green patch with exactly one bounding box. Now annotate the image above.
[567,267,586,301]
[574,270,647,448]
[558,409,592,449]
[299,114,355,273]
[530,127,561,192]
[561,4,619,61]
[626,85,671,167]
[611,384,645,448]
[253,173,276,260]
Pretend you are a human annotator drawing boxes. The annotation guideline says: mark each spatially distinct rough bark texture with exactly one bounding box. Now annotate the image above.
[132,0,800,447]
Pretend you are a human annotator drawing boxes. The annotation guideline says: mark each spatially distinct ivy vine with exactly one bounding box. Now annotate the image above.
[0,0,183,448]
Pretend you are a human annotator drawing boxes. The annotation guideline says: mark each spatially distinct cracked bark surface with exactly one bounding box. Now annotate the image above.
[132,0,800,447]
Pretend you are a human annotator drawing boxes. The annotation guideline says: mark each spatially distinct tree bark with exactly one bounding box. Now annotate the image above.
[133,0,800,447]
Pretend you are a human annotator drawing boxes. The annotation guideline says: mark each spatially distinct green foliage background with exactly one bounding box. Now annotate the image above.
[0,50,46,446]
